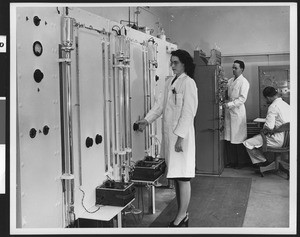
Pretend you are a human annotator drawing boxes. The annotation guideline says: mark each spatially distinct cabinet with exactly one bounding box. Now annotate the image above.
[258,65,290,117]
[194,65,226,175]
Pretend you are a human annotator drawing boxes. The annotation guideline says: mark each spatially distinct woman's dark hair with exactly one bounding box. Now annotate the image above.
[171,49,195,78]
[234,60,245,71]
[263,86,278,98]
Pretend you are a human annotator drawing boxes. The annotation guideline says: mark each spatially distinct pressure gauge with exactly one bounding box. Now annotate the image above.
[33,41,43,56]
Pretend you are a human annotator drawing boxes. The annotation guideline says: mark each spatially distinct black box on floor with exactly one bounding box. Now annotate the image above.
[96,181,135,207]
[131,157,166,181]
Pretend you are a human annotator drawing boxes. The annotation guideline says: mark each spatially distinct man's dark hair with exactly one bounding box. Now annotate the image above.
[171,49,195,78]
[263,86,278,98]
[234,60,245,71]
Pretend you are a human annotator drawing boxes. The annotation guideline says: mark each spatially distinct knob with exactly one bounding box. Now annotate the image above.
[95,134,103,144]
[133,123,139,131]
[29,128,37,138]
[43,125,49,135]
[33,16,41,26]
[86,137,93,148]
[155,75,159,81]
[34,69,44,83]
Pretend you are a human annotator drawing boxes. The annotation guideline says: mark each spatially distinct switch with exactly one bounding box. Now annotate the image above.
[86,137,93,148]
[95,134,103,144]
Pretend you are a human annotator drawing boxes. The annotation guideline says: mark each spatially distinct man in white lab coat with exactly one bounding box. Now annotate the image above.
[243,86,290,166]
[224,60,250,168]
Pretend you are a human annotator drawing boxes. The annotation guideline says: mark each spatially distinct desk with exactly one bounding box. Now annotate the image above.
[79,198,135,228]
[253,118,266,128]
[131,174,163,214]
[253,118,266,123]
[247,118,265,139]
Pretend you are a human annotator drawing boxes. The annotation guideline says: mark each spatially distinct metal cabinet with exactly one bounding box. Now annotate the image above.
[194,65,225,175]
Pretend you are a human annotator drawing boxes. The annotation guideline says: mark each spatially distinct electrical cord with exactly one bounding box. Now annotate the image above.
[79,186,101,214]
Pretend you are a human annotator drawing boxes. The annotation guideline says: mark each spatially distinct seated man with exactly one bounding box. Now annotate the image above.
[243,86,290,167]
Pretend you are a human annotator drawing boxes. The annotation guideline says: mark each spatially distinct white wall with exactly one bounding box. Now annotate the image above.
[162,6,290,56]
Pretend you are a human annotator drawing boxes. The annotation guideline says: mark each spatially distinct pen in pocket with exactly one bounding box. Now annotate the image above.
[172,88,177,105]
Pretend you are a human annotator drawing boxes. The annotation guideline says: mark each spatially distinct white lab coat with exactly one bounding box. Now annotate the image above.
[224,74,249,144]
[243,97,290,149]
[145,73,198,178]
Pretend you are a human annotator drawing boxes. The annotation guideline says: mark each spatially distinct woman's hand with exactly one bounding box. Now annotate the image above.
[175,136,183,152]
[135,119,149,132]
[224,100,230,108]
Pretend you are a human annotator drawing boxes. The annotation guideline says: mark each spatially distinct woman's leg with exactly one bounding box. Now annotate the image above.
[174,179,180,211]
[173,180,191,225]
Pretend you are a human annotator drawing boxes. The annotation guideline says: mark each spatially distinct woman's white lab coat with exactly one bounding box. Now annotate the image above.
[243,97,290,149]
[145,73,198,178]
[224,74,249,144]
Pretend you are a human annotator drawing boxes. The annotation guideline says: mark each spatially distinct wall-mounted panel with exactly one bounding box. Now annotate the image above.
[74,28,106,213]
[16,7,63,228]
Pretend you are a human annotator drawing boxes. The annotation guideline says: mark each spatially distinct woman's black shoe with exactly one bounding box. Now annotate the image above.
[168,215,189,227]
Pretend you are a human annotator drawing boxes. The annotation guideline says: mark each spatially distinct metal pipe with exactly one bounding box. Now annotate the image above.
[124,65,132,156]
[119,66,125,151]
[60,16,75,227]
[108,43,114,168]
[74,33,84,186]
[61,16,74,176]
[124,67,129,159]
[119,63,126,181]
[124,65,132,165]
[102,40,109,172]
[129,7,131,27]
[148,61,155,157]
[113,54,119,165]
[142,47,150,154]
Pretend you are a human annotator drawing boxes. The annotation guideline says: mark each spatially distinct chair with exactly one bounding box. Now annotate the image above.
[259,122,290,179]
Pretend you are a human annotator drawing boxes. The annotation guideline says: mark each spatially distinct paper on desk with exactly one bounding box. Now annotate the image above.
[253,118,266,123]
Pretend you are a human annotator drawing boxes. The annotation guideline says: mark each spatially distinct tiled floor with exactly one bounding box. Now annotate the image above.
[123,166,290,228]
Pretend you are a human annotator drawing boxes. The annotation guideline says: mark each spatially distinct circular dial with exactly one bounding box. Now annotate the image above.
[33,41,43,56]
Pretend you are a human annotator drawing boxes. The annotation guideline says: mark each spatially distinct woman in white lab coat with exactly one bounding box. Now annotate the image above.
[243,86,290,166]
[224,60,250,168]
[136,49,198,227]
